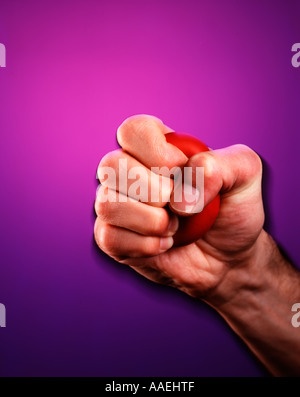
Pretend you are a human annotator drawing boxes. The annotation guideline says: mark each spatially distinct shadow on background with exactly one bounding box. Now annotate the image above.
[91,234,270,376]
[91,196,270,376]
[260,156,273,234]
[90,156,285,376]
[260,156,296,268]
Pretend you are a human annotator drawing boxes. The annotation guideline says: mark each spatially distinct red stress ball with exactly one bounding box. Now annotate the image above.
[165,132,220,246]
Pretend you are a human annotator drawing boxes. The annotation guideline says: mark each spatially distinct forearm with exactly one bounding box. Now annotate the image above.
[207,231,300,376]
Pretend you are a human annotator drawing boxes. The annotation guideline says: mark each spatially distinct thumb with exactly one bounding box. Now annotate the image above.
[169,144,262,215]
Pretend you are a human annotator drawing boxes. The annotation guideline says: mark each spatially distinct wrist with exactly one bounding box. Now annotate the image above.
[204,230,280,312]
[206,229,300,320]
[203,231,300,376]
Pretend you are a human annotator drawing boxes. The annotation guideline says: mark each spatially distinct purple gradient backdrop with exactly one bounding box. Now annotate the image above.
[0,0,299,377]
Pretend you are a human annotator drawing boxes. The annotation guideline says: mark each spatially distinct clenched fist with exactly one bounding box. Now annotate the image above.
[94,115,300,377]
[94,114,264,301]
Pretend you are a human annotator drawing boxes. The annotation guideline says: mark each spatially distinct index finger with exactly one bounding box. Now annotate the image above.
[116,115,188,172]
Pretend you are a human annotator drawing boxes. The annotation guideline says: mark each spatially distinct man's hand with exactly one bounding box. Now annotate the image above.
[94,115,300,376]
[94,114,264,301]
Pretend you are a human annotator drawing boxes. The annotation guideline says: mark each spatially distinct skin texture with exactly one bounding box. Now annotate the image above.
[94,115,300,376]
[164,132,221,246]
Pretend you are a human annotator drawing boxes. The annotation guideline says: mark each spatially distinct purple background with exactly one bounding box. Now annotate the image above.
[0,0,299,377]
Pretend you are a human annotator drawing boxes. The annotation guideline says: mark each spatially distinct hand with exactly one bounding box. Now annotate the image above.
[94,115,300,376]
[94,114,265,304]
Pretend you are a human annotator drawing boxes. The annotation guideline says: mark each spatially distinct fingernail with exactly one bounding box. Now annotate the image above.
[160,236,174,252]
[172,184,203,214]
[166,214,179,235]
[183,185,200,205]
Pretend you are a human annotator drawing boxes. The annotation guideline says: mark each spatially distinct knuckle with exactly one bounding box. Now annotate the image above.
[234,144,263,174]
[95,222,116,254]
[117,115,162,147]
[95,195,111,221]
[97,149,123,186]
[200,152,217,178]
[117,117,136,146]
[190,151,217,180]
[98,149,123,169]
